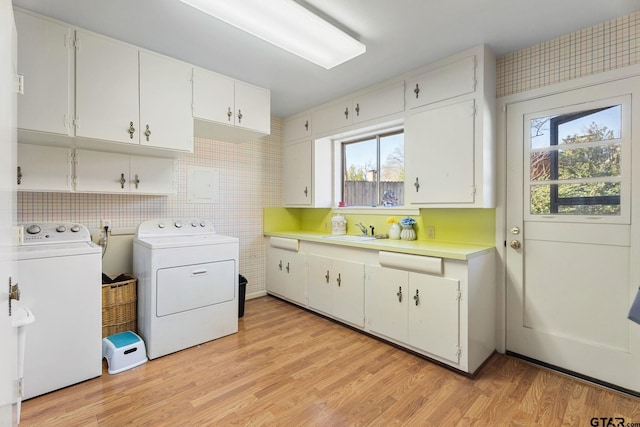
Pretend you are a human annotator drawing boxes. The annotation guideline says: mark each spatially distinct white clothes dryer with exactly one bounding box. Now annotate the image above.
[133,219,239,360]
[17,222,102,399]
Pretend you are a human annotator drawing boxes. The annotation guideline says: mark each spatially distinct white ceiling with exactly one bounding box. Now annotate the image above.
[11,0,640,118]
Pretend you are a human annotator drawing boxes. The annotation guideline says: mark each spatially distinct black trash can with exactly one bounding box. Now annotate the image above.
[238,274,247,318]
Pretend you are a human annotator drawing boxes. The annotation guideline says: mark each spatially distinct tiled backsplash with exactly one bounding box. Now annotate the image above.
[17,118,284,297]
[497,10,640,97]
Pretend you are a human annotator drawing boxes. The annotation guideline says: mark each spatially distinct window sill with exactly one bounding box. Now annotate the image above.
[332,206,420,216]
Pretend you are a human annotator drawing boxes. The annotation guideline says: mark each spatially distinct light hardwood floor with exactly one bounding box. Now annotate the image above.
[20,296,640,426]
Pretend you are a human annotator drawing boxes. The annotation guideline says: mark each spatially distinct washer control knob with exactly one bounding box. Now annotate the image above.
[56,225,66,233]
[175,221,183,228]
[200,221,206,227]
[158,223,165,229]
[191,222,197,227]
[70,225,80,232]
[26,224,41,235]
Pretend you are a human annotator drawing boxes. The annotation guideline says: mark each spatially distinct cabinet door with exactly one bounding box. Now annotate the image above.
[406,55,476,109]
[352,82,405,124]
[129,155,176,195]
[408,273,460,363]
[17,144,72,192]
[283,140,312,206]
[284,114,311,142]
[266,248,306,305]
[266,247,287,297]
[307,254,334,316]
[312,102,352,135]
[75,149,130,193]
[15,11,72,136]
[192,68,235,126]
[367,266,408,342]
[139,52,193,152]
[332,259,365,327]
[75,30,139,144]
[405,99,475,204]
[234,81,270,134]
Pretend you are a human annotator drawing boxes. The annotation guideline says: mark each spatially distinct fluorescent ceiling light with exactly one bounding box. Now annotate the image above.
[179,0,366,69]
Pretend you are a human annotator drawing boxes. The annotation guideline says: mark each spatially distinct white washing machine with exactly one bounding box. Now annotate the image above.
[133,219,239,360]
[17,222,102,399]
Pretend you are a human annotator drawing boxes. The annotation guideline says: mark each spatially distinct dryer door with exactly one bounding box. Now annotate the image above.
[156,260,235,317]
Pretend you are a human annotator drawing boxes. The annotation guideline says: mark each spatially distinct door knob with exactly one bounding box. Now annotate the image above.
[509,240,521,249]
[510,226,520,235]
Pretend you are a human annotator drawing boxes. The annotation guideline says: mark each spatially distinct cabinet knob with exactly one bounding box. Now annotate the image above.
[304,186,308,197]
[355,103,360,116]
[286,262,290,273]
[237,109,243,123]
[336,273,341,287]
[144,124,151,141]
[134,174,140,189]
[227,107,233,122]
[278,260,283,270]
[304,120,309,131]
[413,289,420,306]
[17,166,22,185]
[128,121,135,139]
[414,177,420,192]
[414,83,420,99]
[120,173,126,189]
[325,270,330,283]
[344,107,349,120]
[396,286,402,303]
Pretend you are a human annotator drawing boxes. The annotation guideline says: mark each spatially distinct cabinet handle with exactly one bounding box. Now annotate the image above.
[304,120,309,131]
[414,83,420,99]
[413,289,420,306]
[278,260,283,270]
[355,103,360,116]
[336,273,342,287]
[144,124,151,141]
[286,262,290,273]
[414,177,420,192]
[397,286,402,303]
[304,186,308,197]
[120,173,126,189]
[227,107,233,122]
[128,121,136,139]
[237,109,243,124]
[17,166,22,185]
[325,270,330,283]
[344,107,349,120]
[134,174,140,189]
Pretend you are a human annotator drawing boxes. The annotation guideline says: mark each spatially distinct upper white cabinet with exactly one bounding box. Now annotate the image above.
[404,45,495,208]
[405,55,476,109]
[75,31,193,152]
[283,113,312,142]
[17,144,73,192]
[74,149,175,195]
[193,67,271,141]
[282,139,332,207]
[15,9,73,137]
[311,81,405,137]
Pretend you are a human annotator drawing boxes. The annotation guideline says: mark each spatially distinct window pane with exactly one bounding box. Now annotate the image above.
[530,105,621,149]
[380,133,404,206]
[343,138,377,206]
[530,182,621,215]
[530,143,621,181]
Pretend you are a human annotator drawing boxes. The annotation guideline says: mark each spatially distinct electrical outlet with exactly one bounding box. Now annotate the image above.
[427,226,436,239]
[101,219,112,231]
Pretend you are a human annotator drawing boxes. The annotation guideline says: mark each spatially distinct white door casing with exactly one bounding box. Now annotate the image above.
[505,77,640,392]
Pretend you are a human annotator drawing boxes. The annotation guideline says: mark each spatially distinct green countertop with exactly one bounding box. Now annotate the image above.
[265,231,495,260]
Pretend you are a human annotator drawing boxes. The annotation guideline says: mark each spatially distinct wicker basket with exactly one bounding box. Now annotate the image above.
[102,274,137,338]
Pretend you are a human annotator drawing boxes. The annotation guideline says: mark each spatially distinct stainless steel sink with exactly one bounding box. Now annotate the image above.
[321,234,377,242]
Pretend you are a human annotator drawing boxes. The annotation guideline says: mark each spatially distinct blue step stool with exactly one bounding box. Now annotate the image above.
[102,331,148,374]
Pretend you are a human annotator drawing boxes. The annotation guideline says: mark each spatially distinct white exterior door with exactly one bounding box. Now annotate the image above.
[1,1,17,424]
[505,77,640,392]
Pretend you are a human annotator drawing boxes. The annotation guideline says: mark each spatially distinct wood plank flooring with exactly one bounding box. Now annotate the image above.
[20,296,640,426]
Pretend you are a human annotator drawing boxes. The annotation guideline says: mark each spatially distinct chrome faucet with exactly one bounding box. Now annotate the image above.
[356,222,368,235]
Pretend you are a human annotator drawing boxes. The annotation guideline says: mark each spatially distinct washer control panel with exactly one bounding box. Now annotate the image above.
[136,219,216,238]
[20,222,91,245]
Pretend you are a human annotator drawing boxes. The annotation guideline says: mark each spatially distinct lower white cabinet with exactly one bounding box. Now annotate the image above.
[17,144,73,192]
[266,247,306,305]
[367,266,461,364]
[307,254,365,328]
[75,149,175,194]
